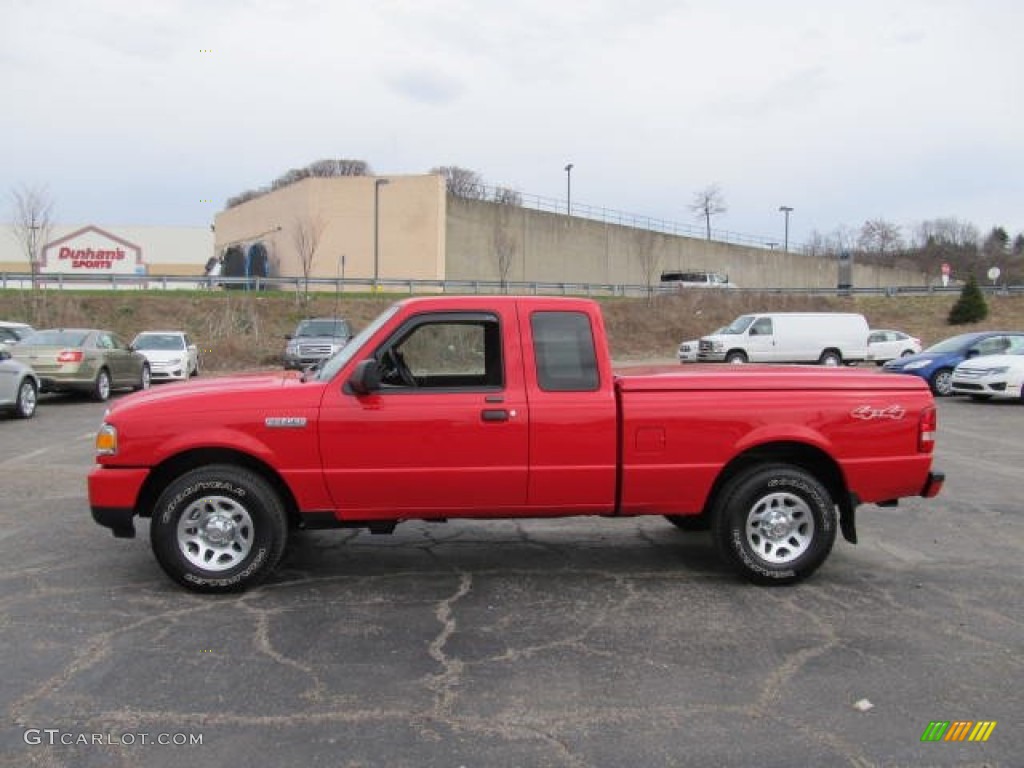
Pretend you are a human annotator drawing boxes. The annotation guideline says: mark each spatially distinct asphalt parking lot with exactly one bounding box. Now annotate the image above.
[1,391,1021,767]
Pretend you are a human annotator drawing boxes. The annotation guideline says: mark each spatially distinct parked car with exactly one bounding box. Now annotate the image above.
[12,328,150,401]
[0,321,35,347]
[678,327,725,363]
[881,331,1024,396]
[131,331,199,381]
[950,352,1024,400]
[0,347,39,418]
[284,317,353,370]
[867,329,922,364]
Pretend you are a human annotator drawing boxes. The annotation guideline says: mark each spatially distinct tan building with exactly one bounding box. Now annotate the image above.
[0,224,213,282]
[215,174,927,290]
[213,175,446,286]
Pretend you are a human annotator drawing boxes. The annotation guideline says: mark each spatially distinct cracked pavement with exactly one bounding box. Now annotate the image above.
[1,395,1021,767]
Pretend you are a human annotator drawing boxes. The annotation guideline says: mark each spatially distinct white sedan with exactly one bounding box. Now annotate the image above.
[950,353,1024,400]
[867,329,922,364]
[131,331,199,381]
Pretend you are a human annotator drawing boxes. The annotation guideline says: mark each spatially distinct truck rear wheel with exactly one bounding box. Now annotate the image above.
[711,464,837,585]
[150,465,287,593]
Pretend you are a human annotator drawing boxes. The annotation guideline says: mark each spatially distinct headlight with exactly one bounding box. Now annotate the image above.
[982,366,1009,375]
[169,356,183,365]
[286,342,298,354]
[96,423,118,456]
[903,359,932,370]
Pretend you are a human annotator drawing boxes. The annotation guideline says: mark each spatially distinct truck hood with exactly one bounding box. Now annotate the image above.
[106,370,325,415]
[615,364,931,392]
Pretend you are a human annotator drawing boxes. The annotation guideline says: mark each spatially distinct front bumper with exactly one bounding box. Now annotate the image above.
[88,466,151,537]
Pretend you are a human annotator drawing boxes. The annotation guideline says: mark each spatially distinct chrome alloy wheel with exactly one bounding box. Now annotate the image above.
[176,495,254,572]
[744,491,815,565]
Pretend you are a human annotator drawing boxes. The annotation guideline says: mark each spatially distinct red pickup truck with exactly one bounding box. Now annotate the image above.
[89,296,944,592]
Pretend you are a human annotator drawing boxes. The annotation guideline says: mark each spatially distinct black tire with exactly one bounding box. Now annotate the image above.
[711,463,837,585]
[15,378,38,419]
[725,351,748,364]
[150,465,288,593]
[818,350,842,367]
[665,514,711,532]
[92,368,112,402]
[134,363,151,391]
[930,368,954,397]
[191,358,200,378]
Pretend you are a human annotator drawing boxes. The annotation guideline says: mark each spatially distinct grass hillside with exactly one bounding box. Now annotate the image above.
[3,288,1024,369]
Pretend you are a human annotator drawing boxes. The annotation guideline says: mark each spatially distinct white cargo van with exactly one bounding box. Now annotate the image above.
[697,312,869,365]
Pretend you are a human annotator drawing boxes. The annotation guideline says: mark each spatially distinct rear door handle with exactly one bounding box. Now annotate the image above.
[481,409,509,422]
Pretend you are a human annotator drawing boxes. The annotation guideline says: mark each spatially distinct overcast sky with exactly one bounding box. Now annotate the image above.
[3,0,1022,248]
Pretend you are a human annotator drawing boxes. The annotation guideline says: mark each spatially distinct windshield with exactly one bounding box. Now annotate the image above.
[922,334,979,354]
[314,304,401,381]
[22,330,90,347]
[133,333,185,351]
[721,316,754,335]
[297,319,349,337]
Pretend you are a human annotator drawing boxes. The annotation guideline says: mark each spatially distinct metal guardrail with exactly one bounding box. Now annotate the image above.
[478,186,780,249]
[3,272,1024,297]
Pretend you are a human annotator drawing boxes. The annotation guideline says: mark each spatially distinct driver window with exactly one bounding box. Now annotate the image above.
[750,318,772,336]
[379,315,502,390]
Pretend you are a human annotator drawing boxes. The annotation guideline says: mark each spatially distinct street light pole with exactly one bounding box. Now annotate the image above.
[374,178,389,288]
[778,206,794,252]
[564,163,573,216]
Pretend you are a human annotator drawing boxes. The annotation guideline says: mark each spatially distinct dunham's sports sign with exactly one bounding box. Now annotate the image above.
[41,226,146,274]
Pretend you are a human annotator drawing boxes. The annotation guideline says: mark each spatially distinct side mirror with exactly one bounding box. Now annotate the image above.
[284,334,293,340]
[348,359,382,395]
[965,349,979,359]
[0,348,10,361]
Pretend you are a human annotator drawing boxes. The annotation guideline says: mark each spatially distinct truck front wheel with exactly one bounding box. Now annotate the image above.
[725,351,748,364]
[711,464,837,585]
[150,465,288,593]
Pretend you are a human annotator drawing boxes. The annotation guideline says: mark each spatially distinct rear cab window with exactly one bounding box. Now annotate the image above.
[530,311,599,391]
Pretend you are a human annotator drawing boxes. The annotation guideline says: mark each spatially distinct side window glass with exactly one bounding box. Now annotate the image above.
[751,318,772,336]
[380,315,502,389]
[531,311,599,392]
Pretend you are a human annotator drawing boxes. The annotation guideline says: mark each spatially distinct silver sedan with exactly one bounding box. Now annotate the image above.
[0,347,39,418]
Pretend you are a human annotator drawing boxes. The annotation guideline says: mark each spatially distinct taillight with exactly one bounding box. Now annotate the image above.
[57,349,83,363]
[918,405,936,452]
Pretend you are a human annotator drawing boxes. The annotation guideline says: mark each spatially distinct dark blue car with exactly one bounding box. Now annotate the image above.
[882,331,1024,395]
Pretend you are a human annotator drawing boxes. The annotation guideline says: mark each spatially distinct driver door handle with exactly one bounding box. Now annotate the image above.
[481,409,510,422]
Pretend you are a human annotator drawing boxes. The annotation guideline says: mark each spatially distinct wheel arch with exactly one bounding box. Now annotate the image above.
[705,441,848,517]
[136,448,301,527]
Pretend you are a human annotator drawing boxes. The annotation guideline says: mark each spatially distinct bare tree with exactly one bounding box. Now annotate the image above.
[227,158,373,208]
[492,186,522,206]
[292,213,327,302]
[306,158,372,178]
[10,184,55,290]
[493,201,519,292]
[688,184,727,240]
[857,218,904,255]
[635,229,662,302]
[431,166,486,199]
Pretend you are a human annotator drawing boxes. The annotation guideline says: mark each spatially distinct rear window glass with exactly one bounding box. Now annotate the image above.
[23,330,90,346]
[531,311,599,392]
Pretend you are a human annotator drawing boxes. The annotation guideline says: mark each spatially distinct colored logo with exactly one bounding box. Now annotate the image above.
[921,721,996,742]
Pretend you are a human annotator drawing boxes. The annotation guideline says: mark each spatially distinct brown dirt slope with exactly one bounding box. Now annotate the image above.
[3,289,1024,369]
